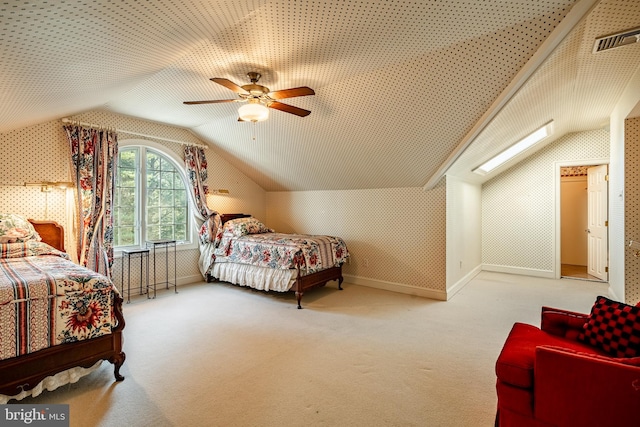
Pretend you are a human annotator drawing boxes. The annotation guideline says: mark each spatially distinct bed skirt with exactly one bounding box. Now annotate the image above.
[211,262,297,292]
[0,361,102,403]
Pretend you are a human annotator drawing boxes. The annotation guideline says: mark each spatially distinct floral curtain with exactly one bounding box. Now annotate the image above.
[64,125,118,277]
[184,145,214,219]
[185,145,223,278]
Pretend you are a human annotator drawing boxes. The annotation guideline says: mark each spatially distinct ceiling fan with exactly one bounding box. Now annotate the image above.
[184,72,315,122]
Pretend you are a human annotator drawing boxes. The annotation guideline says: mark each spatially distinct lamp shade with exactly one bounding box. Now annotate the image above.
[238,103,269,122]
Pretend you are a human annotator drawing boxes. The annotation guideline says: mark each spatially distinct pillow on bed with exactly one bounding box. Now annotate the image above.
[222,217,273,237]
[0,213,41,243]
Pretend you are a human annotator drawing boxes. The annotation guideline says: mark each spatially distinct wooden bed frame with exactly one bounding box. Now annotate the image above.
[213,214,344,309]
[0,220,125,397]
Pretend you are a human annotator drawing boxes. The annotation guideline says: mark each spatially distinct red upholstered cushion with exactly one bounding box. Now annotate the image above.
[578,296,640,358]
[540,307,588,339]
[496,379,534,418]
[496,323,607,389]
[541,346,640,366]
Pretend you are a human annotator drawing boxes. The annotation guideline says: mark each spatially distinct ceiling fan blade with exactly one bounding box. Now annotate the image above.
[268,86,315,100]
[183,99,239,105]
[211,78,250,95]
[267,101,311,117]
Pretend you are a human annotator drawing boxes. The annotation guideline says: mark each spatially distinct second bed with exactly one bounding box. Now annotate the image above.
[199,214,349,308]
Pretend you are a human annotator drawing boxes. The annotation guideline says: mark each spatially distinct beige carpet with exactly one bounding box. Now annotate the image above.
[16,271,608,426]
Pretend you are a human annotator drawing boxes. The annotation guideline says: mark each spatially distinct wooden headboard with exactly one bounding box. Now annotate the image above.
[219,213,251,224]
[28,219,65,252]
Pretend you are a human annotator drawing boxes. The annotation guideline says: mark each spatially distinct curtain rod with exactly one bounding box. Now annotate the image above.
[61,118,207,148]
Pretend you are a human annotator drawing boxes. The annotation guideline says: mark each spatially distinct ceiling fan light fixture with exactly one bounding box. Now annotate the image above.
[238,102,269,122]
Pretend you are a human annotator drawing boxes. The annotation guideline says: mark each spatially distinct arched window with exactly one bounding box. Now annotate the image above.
[113,141,192,249]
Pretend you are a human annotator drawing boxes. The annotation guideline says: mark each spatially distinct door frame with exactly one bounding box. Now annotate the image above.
[554,158,609,280]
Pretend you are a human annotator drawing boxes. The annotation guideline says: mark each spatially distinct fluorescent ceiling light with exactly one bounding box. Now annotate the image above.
[474,121,553,175]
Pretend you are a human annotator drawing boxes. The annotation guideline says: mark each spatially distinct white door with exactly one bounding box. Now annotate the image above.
[587,165,608,281]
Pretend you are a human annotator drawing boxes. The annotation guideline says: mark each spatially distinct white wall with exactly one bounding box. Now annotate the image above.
[482,128,610,277]
[445,175,482,297]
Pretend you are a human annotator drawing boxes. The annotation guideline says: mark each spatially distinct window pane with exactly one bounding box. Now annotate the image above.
[147,207,160,225]
[117,206,135,226]
[119,150,136,169]
[147,170,161,190]
[114,146,190,247]
[160,190,173,206]
[176,189,186,205]
[160,225,173,240]
[119,187,135,207]
[118,169,135,188]
[175,224,186,241]
[159,171,172,189]
[146,152,160,171]
[114,148,139,247]
[159,207,172,222]
[115,226,135,246]
[147,188,160,207]
[175,207,186,223]
[147,225,160,241]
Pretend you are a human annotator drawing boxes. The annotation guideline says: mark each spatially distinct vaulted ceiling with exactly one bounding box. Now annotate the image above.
[1,0,639,191]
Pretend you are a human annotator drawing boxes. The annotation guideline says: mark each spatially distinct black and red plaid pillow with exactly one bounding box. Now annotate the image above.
[578,296,640,358]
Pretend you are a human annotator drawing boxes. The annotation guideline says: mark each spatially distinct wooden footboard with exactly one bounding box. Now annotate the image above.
[0,294,126,397]
[208,265,344,309]
[212,214,346,309]
[292,265,344,309]
[0,219,127,399]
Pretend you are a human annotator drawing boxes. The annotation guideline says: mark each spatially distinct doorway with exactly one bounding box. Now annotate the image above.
[558,163,608,282]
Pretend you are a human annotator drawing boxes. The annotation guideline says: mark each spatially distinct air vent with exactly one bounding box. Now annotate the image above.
[593,27,640,53]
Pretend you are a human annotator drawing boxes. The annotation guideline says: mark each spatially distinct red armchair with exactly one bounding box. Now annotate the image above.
[495,304,640,427]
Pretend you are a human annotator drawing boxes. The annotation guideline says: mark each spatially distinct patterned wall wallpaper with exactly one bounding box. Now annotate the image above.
[2,109,630,301]
[0,118,73,246]
[624,117,640,304]
[266,185,447,293]
[0,109,267,294]
[482,128,610,272]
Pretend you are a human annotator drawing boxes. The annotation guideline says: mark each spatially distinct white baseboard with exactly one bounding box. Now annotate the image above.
[342,274,447,301]
[446,265,482,300]
[482,264,555,279]
[607,285,620,301]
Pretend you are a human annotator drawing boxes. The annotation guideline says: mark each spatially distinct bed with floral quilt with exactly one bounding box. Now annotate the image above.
[199,214,349,309]
[0,214,125,401]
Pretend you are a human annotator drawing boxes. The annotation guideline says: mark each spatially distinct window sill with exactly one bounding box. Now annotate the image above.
[114,241,198,258]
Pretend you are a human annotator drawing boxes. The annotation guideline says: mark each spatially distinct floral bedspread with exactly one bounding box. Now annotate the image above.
[0,241,116,361]
[215,232,349,274]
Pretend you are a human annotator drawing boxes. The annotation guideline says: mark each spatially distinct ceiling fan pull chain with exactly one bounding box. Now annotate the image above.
[252,122,257,141]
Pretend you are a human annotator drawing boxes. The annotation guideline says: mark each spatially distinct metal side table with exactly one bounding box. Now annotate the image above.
[146,239,177,298]
[120,248,150,303]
